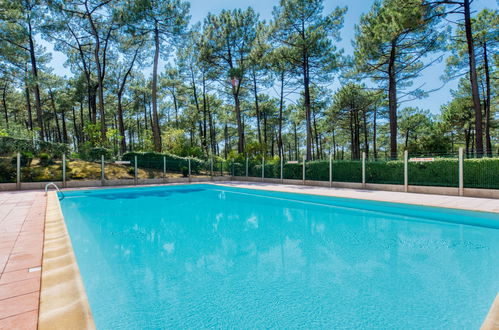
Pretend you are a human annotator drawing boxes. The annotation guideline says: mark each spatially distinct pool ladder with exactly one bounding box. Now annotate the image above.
[45,182,65,198]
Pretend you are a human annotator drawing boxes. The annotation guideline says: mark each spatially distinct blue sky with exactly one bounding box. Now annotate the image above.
[44,0,497,114]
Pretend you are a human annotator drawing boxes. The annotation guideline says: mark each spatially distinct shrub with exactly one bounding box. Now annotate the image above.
[181,166,189,177]
[122,152,204,173]
[38,153,52,167]
[80,147,113,162]
[0,161,16,183]
[11,152,33,167]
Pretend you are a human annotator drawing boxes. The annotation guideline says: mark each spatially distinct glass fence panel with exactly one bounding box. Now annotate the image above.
[21,154,63,182]
[0,153,16,183]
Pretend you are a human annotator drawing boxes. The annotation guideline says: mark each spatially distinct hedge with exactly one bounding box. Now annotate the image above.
[235,158,499,189]
[122,152,205,174]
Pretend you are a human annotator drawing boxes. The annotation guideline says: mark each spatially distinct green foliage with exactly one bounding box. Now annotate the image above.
[366,160,404,184]
[181,166,189,177]
[0,160,16,183]
[464,158,499,189]
[79,143,113,161]
[0,137,69,157]
[12,152,34,167]
[122,152,204,174]
[38,153,52,167]
[408,159,458,187]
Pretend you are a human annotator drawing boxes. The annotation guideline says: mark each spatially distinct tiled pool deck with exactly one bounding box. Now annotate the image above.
[1,182,498,329]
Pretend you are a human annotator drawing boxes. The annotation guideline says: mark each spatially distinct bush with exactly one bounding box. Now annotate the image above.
[39,153,52,167]
[366,160,404,184]
[122,152,204,174]
[80,146,113,162]
[408,158,458,187]
[0,160,16,183]
[181,166,189,177]
[11,152,33,167]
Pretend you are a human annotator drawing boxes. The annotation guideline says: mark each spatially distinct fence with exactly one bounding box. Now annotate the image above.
[1,147,498,197]
[0,152,232,189]
[233,148,499,197]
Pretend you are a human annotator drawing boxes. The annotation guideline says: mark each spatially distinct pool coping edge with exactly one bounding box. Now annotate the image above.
[38,192,95,329]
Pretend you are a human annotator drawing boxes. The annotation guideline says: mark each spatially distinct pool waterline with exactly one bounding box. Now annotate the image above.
[57,184,499,329]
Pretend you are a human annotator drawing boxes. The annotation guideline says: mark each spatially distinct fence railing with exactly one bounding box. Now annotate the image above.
[234,148,499,194]
[0,152,232,188]
[1,147,498,193]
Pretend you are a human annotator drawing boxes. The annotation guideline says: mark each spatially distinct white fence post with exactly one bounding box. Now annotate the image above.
[62,154,66,188]
[302,156,306,184]
[362,151,366,188]
[101,155,105,185]
[329,153,332,188]
[16,152,20,190]
[188,158,191,181]
[404,150,408,193]
[246,157,249,177]
[459,147,464,196]
[134,155,138,185]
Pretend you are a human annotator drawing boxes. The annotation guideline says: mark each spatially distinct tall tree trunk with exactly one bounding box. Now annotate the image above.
[303,58,313,161]
[27,16,44,140]
[117,96,126,154]
[86,10,106,142]
[72,106,80,147]
[2,84,8,129]
[252,69,262,146]
[373,108,377,160]
[61,106,68,143]
[151,23,162,152]
[24,66,33,130]
[233,91,244,154]
[49,90,62,143]
[388,39,398,159]
[363,110,369,159]
[278,71,285,159]
[483,42,492,157]
[463,0,483,156]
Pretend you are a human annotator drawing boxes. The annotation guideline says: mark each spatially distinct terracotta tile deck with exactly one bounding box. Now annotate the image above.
[0,183,498,329]
[0,191,45,329]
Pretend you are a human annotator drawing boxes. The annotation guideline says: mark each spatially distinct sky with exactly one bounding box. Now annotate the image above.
[42,0,497,114]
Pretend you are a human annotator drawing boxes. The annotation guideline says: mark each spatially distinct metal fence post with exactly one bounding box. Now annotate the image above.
[220,161,222,176]
[134,155,138,185]
[459,147,464,196]
[329,153,332,188]
[362,151,366,188]
[246,158,249,177]
[280,157,283,183]
[101,155,105,185]
[261,157,264,181]
[188,158,191,181]
[62,154,66,188]
[404,150,408,192]
[302,156,306,184]
[16,152,20,190]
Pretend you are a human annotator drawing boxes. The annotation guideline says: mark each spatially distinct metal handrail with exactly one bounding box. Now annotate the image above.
[45,182,64,198]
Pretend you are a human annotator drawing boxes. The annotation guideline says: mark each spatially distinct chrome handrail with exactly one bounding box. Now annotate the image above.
[45,182,64,197]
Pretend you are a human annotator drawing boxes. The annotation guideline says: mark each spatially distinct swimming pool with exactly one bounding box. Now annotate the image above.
[59,184,499,329]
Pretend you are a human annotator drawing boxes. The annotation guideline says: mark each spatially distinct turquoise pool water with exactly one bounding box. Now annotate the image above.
[60,184,499,329]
